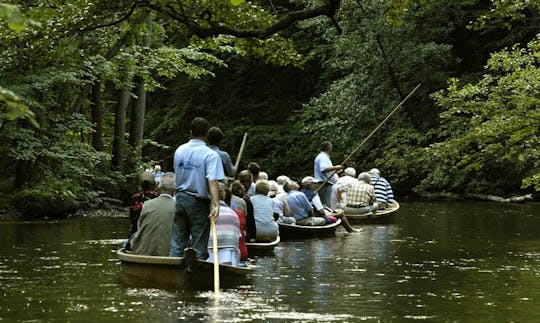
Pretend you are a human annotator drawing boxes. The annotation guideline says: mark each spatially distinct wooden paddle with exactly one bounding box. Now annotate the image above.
[211,216,220,295]
[315,83,421,193]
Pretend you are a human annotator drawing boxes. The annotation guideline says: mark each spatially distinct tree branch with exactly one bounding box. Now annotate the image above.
[142,0,342,39]
[80,3,137,33]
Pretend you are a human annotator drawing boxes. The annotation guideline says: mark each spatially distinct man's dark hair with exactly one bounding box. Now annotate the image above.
[207,127,224,146]
[321,141,332,152]
[191,117,210,137]
[247,162,260,178]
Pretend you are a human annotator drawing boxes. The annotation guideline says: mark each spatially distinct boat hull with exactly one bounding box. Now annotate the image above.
[117,248,253,289]
[246,236,280,255]
[278,219,341,240]
[344,201,400,224]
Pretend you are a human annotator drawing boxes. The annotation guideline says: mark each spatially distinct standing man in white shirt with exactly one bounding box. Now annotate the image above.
[314,141,343,206]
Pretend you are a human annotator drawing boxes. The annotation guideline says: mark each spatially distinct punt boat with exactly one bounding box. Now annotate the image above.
[117,247,254,289]
[344,201,400,224]
[278,219,341,240]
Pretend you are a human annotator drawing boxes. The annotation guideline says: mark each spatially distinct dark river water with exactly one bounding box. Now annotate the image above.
[1,201,539,322]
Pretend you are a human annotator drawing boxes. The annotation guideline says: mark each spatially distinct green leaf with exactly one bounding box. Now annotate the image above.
[230,0,245,6]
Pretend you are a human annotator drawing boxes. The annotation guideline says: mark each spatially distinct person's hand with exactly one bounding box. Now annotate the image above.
[335,165,343,170]
[209,205,219,219]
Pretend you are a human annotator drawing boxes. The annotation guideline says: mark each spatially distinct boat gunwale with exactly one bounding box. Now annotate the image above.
[245,235,280,249]
[345,201,400,220]
[116,248,255,274]
[278,218,342,231]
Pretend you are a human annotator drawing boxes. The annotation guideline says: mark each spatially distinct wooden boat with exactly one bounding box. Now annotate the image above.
[278,219,341,240]
[246,236,280,255]
[344,201,400,224]
[117,247,254,289]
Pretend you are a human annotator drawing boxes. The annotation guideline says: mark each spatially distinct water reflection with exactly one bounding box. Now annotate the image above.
[0,201,539,321]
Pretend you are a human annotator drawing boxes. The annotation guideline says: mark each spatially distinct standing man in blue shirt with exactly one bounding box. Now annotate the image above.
[314,141,343,207]
[170,117,225,260]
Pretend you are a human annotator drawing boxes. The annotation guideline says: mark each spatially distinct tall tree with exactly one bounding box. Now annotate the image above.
[91,79,104,151]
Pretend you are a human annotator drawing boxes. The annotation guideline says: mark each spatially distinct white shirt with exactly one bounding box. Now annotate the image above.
[330,175,358,209]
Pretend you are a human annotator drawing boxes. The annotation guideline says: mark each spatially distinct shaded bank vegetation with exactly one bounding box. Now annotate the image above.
[0,0,539,217]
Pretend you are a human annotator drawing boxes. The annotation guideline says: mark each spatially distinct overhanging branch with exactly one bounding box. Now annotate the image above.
[142,0,342,39]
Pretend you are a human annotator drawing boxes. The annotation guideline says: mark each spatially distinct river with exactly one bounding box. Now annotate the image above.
[1,200,539,321]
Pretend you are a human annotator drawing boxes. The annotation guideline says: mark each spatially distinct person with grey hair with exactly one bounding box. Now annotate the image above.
[258,171,269,181]
[153,165,164,184]
[250,180,279,242]
[330,167,358,209]
[130,172,175,256]
[369,168,395,209]
[338,172,377,214]
[276,175,290,193]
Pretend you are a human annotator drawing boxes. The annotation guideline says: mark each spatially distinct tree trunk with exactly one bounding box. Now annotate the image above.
[91,79,104,151]
[128,12,152,157]
[73,84,91,142]
[111,67,131,171]
[129,76,146,152]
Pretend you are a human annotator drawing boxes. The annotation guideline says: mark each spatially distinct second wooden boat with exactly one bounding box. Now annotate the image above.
[117,247,254,289]
[278,219,341,240]
[344,201,400,224]
[246,236,280,255]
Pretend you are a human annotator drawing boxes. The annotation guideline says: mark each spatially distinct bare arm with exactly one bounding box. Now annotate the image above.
[208,180,220,218]
[323,165,343,173]
[282,195,291,217]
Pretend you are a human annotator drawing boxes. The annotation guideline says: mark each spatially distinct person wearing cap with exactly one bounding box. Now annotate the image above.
[330,167,358,209]
[284,180,326,226]
[207,182,242,266]
[339,172,377,214]
[207,127,236,178]
[170,117,225,260]
[301,176,357,232]
[130,172,175,256]
[369,168,395,209]
[314,141,343,206]
[250,180,279,242]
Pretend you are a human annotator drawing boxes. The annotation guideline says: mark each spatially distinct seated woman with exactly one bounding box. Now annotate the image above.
[229,181,248,260]
[207,183,242,266]
[250,180,279,242]
[268,180,295,225]
[230,180,256,243]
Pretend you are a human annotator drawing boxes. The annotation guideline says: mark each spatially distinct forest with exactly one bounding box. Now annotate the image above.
[0,0,539,217]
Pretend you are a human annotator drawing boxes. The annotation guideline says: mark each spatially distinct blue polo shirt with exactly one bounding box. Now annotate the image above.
[286,190,313,221]
[173,139,225,199]
[314,151,336,185]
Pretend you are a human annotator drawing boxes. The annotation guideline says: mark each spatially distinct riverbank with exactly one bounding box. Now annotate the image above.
[0,206,128,221]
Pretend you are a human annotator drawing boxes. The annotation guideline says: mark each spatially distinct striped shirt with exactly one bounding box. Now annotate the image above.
[208,202,241,253]
[342,181,375,207]
[370,175,395,205]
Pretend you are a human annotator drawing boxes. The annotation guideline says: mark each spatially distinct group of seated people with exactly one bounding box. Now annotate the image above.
[126,162,394,267]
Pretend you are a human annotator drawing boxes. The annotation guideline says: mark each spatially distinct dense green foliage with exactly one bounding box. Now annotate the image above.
[422,37,540,193]
[0,0,539,216]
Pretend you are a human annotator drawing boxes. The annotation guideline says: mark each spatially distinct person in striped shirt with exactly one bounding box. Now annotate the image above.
[369,168,395,209]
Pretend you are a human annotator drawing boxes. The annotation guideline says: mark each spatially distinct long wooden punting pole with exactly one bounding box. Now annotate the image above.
[315,84,421,193]
[228,132,248,190]
[234,132,248,178]
[211,217,220,295]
